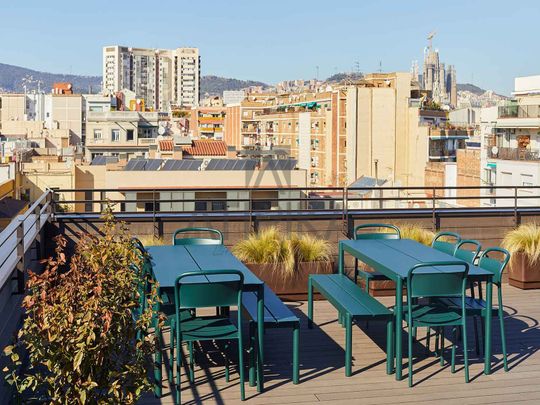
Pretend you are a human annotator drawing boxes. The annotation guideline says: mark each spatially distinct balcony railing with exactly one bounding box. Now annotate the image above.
[488,146,540,161]
[498,104,540,119]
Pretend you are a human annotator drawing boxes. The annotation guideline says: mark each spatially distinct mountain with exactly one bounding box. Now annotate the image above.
[0,63,101,93]
[457,83,485,96]
[325,72,364,82]
[0,63,268,96]
[201,75,267,96]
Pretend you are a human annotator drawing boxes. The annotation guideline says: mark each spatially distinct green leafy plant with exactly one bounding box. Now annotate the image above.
[3,208,158,404]
[502,223,540,264]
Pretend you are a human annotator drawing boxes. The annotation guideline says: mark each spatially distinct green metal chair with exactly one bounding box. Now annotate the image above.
[172,227,224,245]
[431,231,461,255]
[428,239,482,354]
[170,270,246,404]
[353,223,401,292]
[404,261,470,387]
[440,247,511,371]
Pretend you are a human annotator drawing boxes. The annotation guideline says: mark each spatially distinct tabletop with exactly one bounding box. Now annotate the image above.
[147,244,263,288]
[341,238,493,280]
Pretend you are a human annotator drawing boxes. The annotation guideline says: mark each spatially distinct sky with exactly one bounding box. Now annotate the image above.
[1,0,539,95]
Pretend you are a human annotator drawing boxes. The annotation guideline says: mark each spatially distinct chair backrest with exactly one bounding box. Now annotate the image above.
[431,231,461,255]
[174,270,244,310]
[453,239,482,265]
[478,247,511,285]
[354,223,401,240]
[172,227,224,245]
[407,261,469,300]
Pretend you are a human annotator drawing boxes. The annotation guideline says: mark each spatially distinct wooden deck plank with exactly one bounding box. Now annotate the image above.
[140,284,540,404]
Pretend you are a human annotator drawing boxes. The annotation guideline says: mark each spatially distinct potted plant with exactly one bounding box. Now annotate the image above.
[3,209,158,404]
[360,223,435,296]
[502,224,540,289]
[232,227,333,300]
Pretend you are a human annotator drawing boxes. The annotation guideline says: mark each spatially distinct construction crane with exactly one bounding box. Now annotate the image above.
[427,31,436,50]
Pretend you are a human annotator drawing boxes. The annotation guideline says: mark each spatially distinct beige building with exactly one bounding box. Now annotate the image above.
[51,94,83,144]
[19,157,307,213]
[103,46,200,111]
[84,111,162,161]
[0,94,26,122]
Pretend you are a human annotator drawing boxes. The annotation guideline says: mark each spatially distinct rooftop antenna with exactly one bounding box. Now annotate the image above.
[427,31,436,51]
[316,65,319,80]
[378,61,382,73]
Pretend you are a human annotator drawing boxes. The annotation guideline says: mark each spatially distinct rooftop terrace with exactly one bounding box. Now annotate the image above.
[140,286,540,404]
[2,186,540,403]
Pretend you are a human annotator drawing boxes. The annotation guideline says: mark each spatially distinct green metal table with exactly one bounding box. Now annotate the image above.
[338,238,495,381]
[147,244,265,395]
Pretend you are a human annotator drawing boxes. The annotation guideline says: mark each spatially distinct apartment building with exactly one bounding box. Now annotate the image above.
[190,107,226,140]
[102,46,200,111]
[221,73,439,188]
[484,74,540,206]
[84,111,162,161]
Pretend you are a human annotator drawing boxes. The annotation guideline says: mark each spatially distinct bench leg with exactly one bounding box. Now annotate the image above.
[248,322,256,387]
[308,277,314,329]
[345,313,353,377]
[293,323,300,384]
[386,319,394,375]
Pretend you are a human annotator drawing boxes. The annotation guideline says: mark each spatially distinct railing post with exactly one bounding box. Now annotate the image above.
[15,219,25,294]
[432,187,437,231]
[152,189,158,238]
[514,187,519,227]
[249,189,254,232]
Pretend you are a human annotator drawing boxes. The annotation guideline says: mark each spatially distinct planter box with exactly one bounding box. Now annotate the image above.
[508,252,540,289]
[246,261,334,301]
[358,278,399,297]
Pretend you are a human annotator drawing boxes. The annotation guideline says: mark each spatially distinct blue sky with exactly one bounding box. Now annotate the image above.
[2,0,539,94]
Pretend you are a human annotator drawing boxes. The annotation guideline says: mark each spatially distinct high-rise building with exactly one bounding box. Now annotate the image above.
[102,46,200,111]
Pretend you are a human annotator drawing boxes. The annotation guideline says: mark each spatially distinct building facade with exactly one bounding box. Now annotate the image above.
[102,46,200,111]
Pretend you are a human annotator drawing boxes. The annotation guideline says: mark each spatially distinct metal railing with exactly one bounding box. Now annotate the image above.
[488,146,540,161]
[50,185,540,218]
[499,104,540,119]
[0,190,53,294]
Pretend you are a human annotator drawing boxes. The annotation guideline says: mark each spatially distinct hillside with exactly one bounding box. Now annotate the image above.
[0,63,101,93]
[0,63,268,96]
[456,83,485,95]
[201,75,267,96]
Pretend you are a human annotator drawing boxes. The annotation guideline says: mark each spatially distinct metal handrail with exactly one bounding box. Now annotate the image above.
[0,190,53,294]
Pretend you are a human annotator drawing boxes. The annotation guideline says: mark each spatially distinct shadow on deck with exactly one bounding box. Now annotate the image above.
[140,285,540,404]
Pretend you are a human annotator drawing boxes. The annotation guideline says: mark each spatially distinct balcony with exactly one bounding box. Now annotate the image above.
[488,146,540,161]
[4,187,540,403]
[499,104,540,119]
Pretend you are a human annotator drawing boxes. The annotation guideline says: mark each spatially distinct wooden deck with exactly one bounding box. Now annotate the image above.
[140,285,540,404]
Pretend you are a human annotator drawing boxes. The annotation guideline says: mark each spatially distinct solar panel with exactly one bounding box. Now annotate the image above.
[90,156,105,165]
[124,159,139,170]
[145,159,163,171]
[162,160,175,170]
[245,160,258,170]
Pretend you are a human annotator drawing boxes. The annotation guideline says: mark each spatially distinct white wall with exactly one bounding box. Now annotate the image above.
[297,112,311,171]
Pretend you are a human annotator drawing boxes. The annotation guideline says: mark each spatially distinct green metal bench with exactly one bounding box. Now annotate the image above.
[242,285,300,385]
[307,274,394,377]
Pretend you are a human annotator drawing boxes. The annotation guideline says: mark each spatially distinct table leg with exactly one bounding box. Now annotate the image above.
[256,285,265,392]
[153,296,162,397]
[395,278,403,380]
[338,242,344,275]
[484,280,493,375]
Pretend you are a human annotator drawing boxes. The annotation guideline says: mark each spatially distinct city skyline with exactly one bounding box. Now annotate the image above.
[1,1,539,95]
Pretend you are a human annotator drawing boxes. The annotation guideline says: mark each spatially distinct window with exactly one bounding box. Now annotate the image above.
[94,129,102,140]
[127,129,134,141]
[111,129,120,142]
